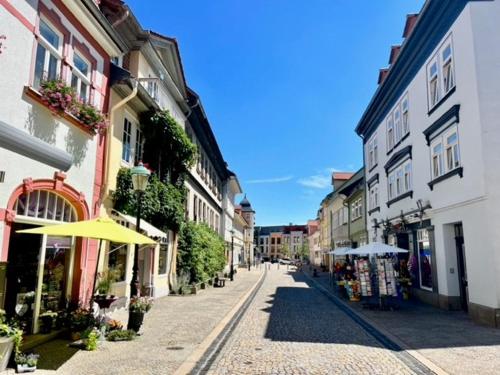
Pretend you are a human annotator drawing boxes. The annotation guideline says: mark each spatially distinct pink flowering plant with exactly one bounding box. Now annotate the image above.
[38,78,107,134]
[71,100,108,134]
[129,296,154,314]
[40,78,76,112]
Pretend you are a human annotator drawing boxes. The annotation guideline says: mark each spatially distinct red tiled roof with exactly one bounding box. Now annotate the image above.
[333,172,354,180]
[403,14,419,38]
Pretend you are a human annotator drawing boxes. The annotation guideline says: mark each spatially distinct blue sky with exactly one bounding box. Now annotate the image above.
[127,0,423,226]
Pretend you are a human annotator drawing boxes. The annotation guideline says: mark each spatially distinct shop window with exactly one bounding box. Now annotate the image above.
[14,191,76,222]
[158,245,168,275]
[108,243,127,282]
[417,229,433,290]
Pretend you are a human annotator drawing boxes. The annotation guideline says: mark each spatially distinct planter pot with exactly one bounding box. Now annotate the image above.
[0,336,14,372]
[127,311,144,333]
[40,316,53,334]
[16,364,37,373]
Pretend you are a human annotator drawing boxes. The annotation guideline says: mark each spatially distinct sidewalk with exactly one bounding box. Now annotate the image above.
[305,267,500,375]
[10,268,263,375]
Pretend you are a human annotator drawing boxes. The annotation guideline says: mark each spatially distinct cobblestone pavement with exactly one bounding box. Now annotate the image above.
[9,268,263,375]
[308,268,500,375]
[204,267,422,375]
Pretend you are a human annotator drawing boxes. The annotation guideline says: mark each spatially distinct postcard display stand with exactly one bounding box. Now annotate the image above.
[355,259,372,297]
[377,258,398,297]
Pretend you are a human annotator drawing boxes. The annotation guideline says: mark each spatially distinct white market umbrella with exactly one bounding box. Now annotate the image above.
[346,242,408,256]
[332,247,351,256]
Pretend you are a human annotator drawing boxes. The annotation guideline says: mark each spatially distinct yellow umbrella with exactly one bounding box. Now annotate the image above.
[17,217,156,301]
[17,217,156,244]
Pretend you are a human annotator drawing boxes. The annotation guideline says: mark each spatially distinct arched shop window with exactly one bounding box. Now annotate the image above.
[14,190,77,222]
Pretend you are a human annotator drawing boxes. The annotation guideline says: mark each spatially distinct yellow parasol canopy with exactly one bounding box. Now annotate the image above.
[17,217,156,244]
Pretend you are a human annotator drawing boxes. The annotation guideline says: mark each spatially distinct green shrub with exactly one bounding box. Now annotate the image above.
[177,222,226,283]
[107,329,137,342]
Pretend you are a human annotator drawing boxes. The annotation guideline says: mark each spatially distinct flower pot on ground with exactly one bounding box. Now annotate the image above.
[0,309,23,372]
[15,353,39,373]
[127,297,153,333]
[107,329,136,342]
[39,311,57,334]
[68,308,95,341]
[127,311,144,333]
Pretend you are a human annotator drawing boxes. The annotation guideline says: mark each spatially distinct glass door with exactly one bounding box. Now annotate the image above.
[417,229,433,291]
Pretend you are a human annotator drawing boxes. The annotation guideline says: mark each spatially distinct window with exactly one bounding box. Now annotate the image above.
[147,79,158,101]
[108,243,127,282]
[387,115,394,151]
[430,127,460,179]
[446,131,460,170]
[14,190,77,222]
[34,19,63,89]
[394,105,402,144]
[427,36,455,109]
[387,160,412,200]
[442,43,454,94]
[193,196,198,222]
[369,184,379,210]
[158,245,168,274]
[135,127,143,164]
[431,142,443,178]
[402,96,409,136]
[367,134,378,170]
[352,198,362,221]
[122,118,132,163]
[71,52,91,102]
[429,60,440,107]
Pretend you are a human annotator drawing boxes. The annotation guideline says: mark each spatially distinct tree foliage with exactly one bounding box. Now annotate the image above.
[140,109,197,186]
[177,222,226,283]
[112,168,185,232]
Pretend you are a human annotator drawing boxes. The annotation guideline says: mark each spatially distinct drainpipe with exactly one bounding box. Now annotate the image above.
[102,80,138,202]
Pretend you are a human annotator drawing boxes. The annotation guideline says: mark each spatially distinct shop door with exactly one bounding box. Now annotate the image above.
[5,223,41,333]
[455,224,468,311]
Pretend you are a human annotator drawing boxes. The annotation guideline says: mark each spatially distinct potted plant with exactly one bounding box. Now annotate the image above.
[106,329,136,342]
[105,319,123,333]
[15,353,39,373]
[127,297,153,333]
[82,328,100,351]
[0,309,23,372]
[39,78,76,112]
[71,100,108,134]
[68,309,95,341]
[39,311,57,334]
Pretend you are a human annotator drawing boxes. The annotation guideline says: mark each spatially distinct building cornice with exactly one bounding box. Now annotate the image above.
[355,0,470,141]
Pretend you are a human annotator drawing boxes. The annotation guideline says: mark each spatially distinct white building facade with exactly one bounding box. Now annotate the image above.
[357,0,500,326]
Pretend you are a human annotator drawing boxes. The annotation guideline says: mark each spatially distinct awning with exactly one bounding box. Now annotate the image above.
[330,247,351,256]
[111,209,168,243]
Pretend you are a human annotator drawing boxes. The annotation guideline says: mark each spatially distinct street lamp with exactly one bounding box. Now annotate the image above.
[130,162,150,298]
[230,229,235,281]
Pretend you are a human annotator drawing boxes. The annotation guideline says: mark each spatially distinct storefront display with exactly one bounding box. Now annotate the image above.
[377,258,398,296]
[355,259,372,297]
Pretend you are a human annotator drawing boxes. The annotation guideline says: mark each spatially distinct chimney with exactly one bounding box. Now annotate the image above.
[378,68,389,85]
[403,14,419,38]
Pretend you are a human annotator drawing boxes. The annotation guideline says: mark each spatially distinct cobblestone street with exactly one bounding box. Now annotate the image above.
[204,267,427,375]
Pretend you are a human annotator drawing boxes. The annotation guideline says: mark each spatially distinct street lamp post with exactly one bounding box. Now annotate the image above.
[129,162,150,298]
[230,229,235,281]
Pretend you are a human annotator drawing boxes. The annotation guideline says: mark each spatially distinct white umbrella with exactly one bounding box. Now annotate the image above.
[332,247,351,256]
[346,242,408,256]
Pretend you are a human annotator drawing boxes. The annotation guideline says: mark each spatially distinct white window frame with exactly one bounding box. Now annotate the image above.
[122,118,133,164]
[369,184,379,210]
[135,127,144,164]
[441,40,455,95]
[34,18,64,88]
[367,133,378,170]
[394,104,402,144]
[71,51,91,103]
[388,159,412,200]
[429,125,460,179]
[428,58,440,108]
[402,95,409,136]
[387,114,395,151]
